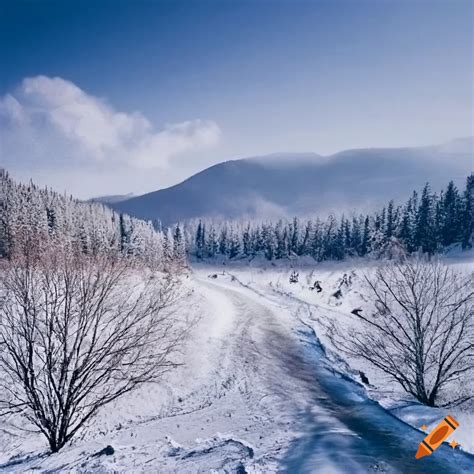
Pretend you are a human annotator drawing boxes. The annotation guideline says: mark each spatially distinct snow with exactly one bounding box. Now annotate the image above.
[203,253,474,457]
[0,254,473,472]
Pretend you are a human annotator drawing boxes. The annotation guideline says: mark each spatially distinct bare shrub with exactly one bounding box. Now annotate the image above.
[329,258,473,407]
[0,247,185,452]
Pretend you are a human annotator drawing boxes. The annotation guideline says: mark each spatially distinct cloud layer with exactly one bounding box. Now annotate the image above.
[0,76,220,170]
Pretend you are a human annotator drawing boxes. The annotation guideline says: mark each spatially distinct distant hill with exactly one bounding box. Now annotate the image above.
[111,138,473,226]
[90,193,135,204]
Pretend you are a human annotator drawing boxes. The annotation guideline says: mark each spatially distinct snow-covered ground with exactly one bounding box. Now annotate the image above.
[209,253,474,450]
[0,254,473,472]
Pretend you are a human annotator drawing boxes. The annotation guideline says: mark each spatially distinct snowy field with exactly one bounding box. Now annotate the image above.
[0,253,473,472]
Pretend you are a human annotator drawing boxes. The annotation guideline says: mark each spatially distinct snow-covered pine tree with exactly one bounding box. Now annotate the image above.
[415,183,437,254]
[179,177,471,263]
[461,174,473,248]
[197,220,207,259]
[351,216,362,256]
[228,226,241,259]
[275,220,288,259]
[0,172,170,268]
[253,225,264,256]
[289,217,299,255]
[322,215,337,260]
[342,217,351,255]
[162,227,174,268]
[261,223,275,260]
[242,224,251,257]
[173,223,186,267]
[438,181,463,247]
[206,224,219,258]
[299,220,312,256]
[360,215,371,256]
[385,200,396,242]
[398,198,414,252]
[219,225,228,256]
[310,219,323,261]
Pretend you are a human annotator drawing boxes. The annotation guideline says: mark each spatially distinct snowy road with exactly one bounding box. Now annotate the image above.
[1,270,473,473]
[198,273,474,473]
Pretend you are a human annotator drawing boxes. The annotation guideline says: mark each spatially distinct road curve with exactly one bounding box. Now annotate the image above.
[201,276,474,473]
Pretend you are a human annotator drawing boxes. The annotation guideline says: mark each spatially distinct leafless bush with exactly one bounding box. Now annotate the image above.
[329,258,473,407]
[0,247,186,452]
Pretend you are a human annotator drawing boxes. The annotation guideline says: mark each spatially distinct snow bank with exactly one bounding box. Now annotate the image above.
[202,252,474,456]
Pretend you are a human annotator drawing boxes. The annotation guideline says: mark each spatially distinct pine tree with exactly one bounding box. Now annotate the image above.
[360,215,371,256]
[439,181,463,246]
[461,174,474,248]
[299,220,312,256]
[163,227,174,266]
[370,209,387,256]
[262,224,275,260]
[207,225,219,257]
[0,171,15,257]
[275,220,287,259]
[332,219,345,260]
[351,216,362,256]
[195,220,206,259]
[46,205,57,237]
[219,226,228,256]
[415,184,437,254]
[398,199,414,252]
[242,224,251,257]
[385,200,396,242]
[311,219,324,261]
[408,190,419,251]
[228,227,241,259]
[322,216,337,260]
[252,226,263,256]
[253,226,265,255]
[342,217,351,254]
[173,223,186,266]
[290,217,299,255]
[119,213,128,252]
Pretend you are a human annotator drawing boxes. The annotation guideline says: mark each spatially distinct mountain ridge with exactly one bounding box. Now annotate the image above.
[111,138,473,226]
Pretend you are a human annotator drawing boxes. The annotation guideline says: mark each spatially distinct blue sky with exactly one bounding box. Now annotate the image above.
[0,0,472,197]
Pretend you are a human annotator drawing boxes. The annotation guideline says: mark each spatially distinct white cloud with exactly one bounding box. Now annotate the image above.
[0,75,220,169]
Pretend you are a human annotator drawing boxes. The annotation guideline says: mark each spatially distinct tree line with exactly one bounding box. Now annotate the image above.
[188,175,473,261]
[0,170,186,269]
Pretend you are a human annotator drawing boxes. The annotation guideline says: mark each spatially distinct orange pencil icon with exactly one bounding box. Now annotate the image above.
[416,415,459,459]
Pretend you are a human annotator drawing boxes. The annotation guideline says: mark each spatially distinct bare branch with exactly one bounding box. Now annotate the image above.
[328,258,473,407]
[0,247,187,452]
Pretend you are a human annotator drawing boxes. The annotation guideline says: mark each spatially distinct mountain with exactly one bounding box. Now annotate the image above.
[90,193,135,204]
[111,138,473,226]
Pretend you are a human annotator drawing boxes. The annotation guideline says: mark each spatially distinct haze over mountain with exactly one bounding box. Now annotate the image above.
[89,193,135,204]
[111,138,473,226]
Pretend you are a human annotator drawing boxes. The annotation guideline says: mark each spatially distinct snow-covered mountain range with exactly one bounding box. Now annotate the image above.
[111,138,473,225]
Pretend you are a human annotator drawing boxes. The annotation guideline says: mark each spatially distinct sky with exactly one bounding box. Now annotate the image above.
[0,0,472,198]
